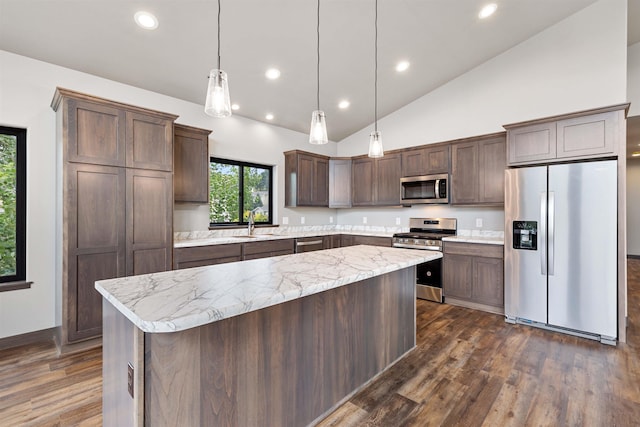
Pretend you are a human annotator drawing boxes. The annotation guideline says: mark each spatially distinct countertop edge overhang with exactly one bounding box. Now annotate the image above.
[96,245,440,334]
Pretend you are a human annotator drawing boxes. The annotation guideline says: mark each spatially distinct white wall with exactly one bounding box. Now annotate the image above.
[337,0,628,158]
[0,50,335,339]
[628,42,640,116]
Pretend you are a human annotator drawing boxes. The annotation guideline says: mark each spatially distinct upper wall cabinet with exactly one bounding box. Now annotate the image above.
[174,124,212,203]
[505,104,629,166]
[401,144,450,177]
[284,150,329,207]
[451,133,506,205]
[126,112,174,171]
[352,153,402,207]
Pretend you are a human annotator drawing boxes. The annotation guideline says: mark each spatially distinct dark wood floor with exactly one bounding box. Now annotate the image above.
[2,260,640,426]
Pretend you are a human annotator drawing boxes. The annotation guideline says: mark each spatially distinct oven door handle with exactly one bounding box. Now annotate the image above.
[392,243,441,251]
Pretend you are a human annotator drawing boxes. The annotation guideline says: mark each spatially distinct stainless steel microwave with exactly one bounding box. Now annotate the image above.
[400,174,449,205]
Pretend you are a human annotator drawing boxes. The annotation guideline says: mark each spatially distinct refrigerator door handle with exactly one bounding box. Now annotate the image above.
[548,191,555,276]
[540,192,547,275]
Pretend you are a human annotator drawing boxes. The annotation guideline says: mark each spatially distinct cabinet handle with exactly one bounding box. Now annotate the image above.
[296,240,324,247]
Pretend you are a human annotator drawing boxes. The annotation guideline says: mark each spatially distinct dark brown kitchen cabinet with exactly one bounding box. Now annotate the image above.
[401,144,450,177]
[504,105,627,166]
[174,124,211,203]
[351,235,393,247]
[451,134,506,205]
[52,87,178,346]
[243,239,295,260]
[443,242,504,312]
[285,150,329,207]
[174,244,243,269]
[352,153,402,206]
[329,159,352,208]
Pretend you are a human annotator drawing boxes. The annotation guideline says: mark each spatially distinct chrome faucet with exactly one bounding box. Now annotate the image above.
[248,210,255,236]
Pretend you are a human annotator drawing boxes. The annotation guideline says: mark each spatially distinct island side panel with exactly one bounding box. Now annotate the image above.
[102,300,144,427]
[143,267,416,427]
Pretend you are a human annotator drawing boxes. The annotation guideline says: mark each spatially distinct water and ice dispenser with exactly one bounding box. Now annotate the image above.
[512,221,537,250]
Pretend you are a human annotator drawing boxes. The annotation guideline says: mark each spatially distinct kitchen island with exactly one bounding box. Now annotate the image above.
[96,245,440,427]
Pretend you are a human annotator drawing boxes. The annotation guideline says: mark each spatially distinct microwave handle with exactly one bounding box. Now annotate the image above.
[435,179,441,198]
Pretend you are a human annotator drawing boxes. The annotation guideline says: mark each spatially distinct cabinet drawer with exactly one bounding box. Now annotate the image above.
[443,242,503,258]
[174,244,242,268]
[351,235,392,247]
[243,239,295,256]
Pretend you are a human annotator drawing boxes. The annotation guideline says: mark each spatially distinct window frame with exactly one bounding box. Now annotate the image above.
[209,157,274,227]
[0,126,27,284]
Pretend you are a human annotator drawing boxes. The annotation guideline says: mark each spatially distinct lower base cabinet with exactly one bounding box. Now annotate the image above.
[443,242,504,312]
[173,243,242,269]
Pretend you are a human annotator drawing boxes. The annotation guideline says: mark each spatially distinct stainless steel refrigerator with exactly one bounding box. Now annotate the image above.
[504,160,617,344]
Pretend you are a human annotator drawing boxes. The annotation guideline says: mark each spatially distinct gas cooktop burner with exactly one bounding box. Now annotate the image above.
[392,218,457,251]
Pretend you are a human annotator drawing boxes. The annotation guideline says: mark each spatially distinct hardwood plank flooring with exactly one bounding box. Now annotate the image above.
[1,259,639,426]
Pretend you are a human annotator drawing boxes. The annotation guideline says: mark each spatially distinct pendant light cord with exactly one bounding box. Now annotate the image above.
[217,0,222,70]
[317,0,320,111]
[374,0,378,132]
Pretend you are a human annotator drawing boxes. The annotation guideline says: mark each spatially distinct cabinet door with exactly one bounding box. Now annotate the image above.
[174,125,210,203]
[173,244,242,269]
[473,257,504,308]
[375,153,402,205]
[401,148,425,177]
[352,158,375,206]
[478,137,506,204]
[351,235,392,247]
[451,142,478,204]
[243,239,295,260]
[329,159,352,208]
[424,145,450,174]
[341,235,355,247]
[126,111,173,171]
[507,122,556,165]
[65,98,126,167]
[297,154,315,206]
[126,169,173,276]
[330,235,342,248]
[314,157,329,206]
[556,111,616,159]
[443,253,473,300]
[67,163,126,342]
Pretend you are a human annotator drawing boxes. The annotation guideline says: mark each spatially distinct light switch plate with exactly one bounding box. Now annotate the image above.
[301,216,305,224]
[362,217,367,224]
[476,218,483,228]
[329,216,334,223]
[395,217,401,225]
[282,216,289,225]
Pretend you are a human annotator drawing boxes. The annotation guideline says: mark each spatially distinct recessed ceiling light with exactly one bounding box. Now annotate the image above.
[265,68,281,80]
[231,104,240,111]
[479,3,498,19]
[265,113,274,120]
[395,61,410,72]
[338,100,350,109]
[134,11,158,30]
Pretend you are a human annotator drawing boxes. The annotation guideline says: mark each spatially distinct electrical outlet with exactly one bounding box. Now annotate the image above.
[329,216,334,223]
[282,216,289,225]
[476,218,483,228]
[363,217,367,224]
[301,216,305,224]
[395,217,401,226]
[127,363,134,397]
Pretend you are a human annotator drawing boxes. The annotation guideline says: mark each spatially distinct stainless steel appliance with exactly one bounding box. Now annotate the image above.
[393,218,457,303]
[400,174,448,205]
[505,160,617,344]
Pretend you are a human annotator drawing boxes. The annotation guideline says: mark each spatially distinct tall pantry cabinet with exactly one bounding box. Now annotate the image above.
[52,88,177,345]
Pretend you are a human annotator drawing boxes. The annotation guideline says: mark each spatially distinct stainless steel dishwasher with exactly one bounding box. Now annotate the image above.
[295,236,326,253]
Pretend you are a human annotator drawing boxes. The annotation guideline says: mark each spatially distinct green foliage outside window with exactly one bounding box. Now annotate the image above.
[209,159,272,225]
[0,134,17,276]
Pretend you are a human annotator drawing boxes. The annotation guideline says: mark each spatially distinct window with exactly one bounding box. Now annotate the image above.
[0,126,27,283]
[209,157,273,226]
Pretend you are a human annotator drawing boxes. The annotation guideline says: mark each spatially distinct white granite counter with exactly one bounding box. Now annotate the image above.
[442,236,504,245]
[96,245,439,334]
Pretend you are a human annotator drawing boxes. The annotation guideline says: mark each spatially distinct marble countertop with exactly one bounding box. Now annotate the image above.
[442,236,504,245]
[96,245,440,333]
[174,230,395,248]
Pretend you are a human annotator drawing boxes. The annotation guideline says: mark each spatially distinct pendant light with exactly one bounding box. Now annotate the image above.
[205,0,232,118]
[309,0,328,144]
[368,0,384,158]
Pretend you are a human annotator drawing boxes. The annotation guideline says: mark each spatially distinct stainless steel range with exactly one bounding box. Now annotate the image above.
[393,218,457,303]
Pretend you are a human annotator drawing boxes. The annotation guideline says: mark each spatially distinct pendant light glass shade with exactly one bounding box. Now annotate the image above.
[309,110,328,144]
[205,69,232,118]
[368,130,384,158]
